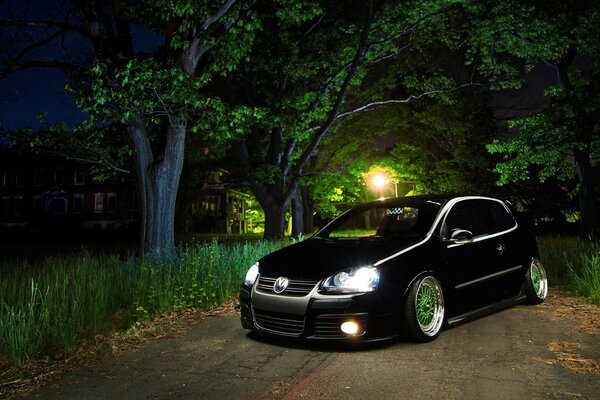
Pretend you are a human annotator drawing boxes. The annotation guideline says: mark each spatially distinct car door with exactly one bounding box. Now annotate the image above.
[440,199,514,316]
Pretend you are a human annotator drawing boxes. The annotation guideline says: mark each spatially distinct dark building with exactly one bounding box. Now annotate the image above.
[0,147,138,234]
[181,169,251,234]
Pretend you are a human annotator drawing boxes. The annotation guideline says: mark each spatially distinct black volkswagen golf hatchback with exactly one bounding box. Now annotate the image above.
[239,195,548,342]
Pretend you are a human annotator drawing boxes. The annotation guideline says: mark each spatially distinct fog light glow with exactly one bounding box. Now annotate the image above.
[340,321,359,335]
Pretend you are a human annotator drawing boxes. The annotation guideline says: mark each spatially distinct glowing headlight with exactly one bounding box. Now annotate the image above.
[244,262,259,286]
[321,267,379,294]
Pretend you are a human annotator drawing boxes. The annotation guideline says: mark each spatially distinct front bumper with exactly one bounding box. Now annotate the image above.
[239,278,398,341]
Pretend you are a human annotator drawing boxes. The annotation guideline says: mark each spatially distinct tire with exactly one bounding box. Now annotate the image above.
[525,258,548,304]
[402,275,445,342]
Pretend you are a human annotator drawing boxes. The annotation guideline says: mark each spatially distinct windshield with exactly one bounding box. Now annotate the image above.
[315,202,440,240]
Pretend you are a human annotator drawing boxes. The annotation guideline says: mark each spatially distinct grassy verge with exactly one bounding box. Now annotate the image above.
[1,235,597,367]
[538,236,600,305]
[0,239,286,366]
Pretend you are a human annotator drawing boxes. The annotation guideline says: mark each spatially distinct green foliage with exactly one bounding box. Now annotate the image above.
[0,240,286,366]
[463,2,571,90]
[487,108,578,185]
[538,236,600,305]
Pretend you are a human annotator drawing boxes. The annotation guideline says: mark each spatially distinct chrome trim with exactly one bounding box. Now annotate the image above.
[429,196,518,239]
[455,265,523,290]
[373,235,432,266]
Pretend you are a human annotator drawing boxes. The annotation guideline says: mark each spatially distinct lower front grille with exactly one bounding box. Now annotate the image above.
[254,309,305,336]
[312,313,369,338]
[240,304,252,323]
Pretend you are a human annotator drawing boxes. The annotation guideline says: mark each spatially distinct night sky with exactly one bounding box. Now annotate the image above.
[0,0,554,133]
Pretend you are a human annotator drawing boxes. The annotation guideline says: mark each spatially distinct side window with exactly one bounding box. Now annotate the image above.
[484,200,516,234]
[442,201,491,239]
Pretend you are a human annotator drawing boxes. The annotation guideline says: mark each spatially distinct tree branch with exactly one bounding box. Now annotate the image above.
[202,0,237,30]
[43,150,131,174]
[335,83,484,120]
[292,0,374,193]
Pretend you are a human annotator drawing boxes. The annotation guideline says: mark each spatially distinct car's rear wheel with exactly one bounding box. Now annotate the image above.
[403,275,445,342]
[525,258,548,304]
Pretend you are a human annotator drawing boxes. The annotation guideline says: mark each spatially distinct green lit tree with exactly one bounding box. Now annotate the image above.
[228,0,483,239]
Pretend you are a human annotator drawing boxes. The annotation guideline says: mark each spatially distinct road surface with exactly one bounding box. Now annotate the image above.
[19,290,600,400]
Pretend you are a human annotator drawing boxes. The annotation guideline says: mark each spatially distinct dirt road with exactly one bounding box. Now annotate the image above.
[21,290,600,400]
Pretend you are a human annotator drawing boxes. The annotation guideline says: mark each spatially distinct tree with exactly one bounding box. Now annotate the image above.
[228,0,479,239]
[475,0,600,235]
[300,88,499,224]
[1,0,257,255]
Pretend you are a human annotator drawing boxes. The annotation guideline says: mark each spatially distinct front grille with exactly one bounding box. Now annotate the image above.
[254,309,305,336]
[240,304,252,323]
[257,276,318,296]
[312,313,369,338]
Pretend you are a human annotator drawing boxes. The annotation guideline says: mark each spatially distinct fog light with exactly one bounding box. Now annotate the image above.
[340,321,359,335]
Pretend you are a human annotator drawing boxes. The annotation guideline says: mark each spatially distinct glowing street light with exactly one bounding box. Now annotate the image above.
[371,174,388,188]
[364,167,399,199]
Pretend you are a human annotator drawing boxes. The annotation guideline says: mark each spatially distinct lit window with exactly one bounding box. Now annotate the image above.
[94,192,104,213]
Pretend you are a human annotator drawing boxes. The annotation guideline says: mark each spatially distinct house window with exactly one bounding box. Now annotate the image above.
[106,192,116,211]
[74,169,85,185]
[54,168,65,185]
[34,169,46,186]
[1,197,11,214]
[94,193,104,212]
[73,194,84,213]
[14,196,24,215]
[50,197,67,214]
[94,192,116,213]
[3,171,14,187]
[33,196,46,214]
[15,170,24,187]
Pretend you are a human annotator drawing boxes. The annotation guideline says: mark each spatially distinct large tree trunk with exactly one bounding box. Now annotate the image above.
[291,190,304,238]
[129,116,186,256]
[574,147,598,237]
[263,201,288,240]
[248,178,298,240]
[300,185,314,234]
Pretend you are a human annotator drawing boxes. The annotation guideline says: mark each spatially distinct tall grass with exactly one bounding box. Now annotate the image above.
[2,236,597,366]
[538,236,600,305]
[0,240,286,366]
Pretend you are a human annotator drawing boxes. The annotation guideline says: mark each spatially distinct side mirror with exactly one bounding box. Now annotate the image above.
[449,229,474,244]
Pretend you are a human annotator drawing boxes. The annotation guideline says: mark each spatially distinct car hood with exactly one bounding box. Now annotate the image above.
[258,236,423,281]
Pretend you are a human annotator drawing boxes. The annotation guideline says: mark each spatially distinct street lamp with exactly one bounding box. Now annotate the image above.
[372,174,388,189]
[369,173,397,199]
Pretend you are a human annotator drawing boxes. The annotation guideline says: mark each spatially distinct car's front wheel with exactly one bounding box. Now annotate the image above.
[525,258,548,304]
[403,275,445,342]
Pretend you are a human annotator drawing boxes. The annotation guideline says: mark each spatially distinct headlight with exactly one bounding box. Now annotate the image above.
[244,262,259,286]
[320,267,379,294]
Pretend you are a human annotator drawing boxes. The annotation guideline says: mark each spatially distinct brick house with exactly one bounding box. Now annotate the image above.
[0,147,138,233]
